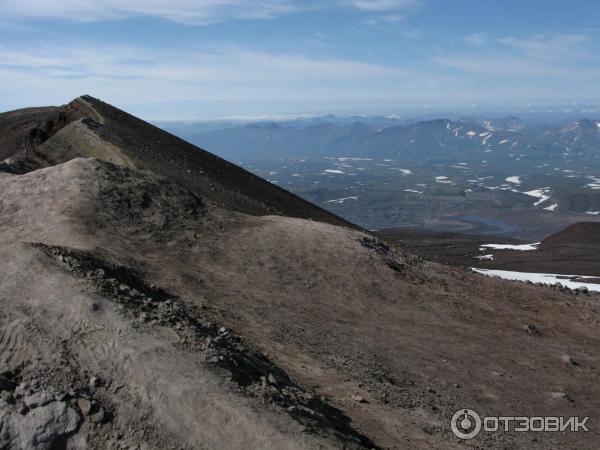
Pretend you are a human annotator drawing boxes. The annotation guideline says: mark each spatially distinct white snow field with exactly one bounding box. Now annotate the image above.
[472,268,600,292]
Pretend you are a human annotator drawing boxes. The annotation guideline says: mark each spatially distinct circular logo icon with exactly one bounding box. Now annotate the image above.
[451,409,482,439]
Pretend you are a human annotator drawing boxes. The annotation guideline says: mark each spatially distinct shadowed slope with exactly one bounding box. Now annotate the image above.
[0,96,356,228]
[0,106,68,161]
[541,222,600,247]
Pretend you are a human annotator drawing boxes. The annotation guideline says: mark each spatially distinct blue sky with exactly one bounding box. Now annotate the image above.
[1,0,599,119]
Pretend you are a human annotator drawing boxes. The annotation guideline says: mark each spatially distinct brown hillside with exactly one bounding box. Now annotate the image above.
[541,222,600,247]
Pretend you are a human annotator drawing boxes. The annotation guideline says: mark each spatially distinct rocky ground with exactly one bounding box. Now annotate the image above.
[1,98,600,449]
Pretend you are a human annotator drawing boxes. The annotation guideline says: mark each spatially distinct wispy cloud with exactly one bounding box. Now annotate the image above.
[463,32,488,47]
[0,0,422,24]
[434,31,600,83]
[341,0,418,11]
[0,0,299,25]
[365,14,404,26]
[315,31,335,40]
[0,42,414,115]
[497,34,590,61]
[0,43,406,82]
[0,19,33,31]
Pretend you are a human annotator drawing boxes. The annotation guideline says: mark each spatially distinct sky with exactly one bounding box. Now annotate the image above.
[1,0,600,119]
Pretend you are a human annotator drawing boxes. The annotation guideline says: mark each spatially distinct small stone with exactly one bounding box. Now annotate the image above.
[526,324,541,335]
[549,392,571,401]
[77,398,93,416]
[352,395,367,403]
[89,376,102,388]
[267,374,278,386]
[1,391,15,404]
[90,406,105,424]
[14,383,28,398]
[561,355,579,367]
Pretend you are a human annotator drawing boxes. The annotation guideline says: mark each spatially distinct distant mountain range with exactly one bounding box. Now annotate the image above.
[164,115,600,165]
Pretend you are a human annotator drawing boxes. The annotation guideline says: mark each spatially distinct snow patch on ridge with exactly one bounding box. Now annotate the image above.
[480,242,540,251]
[523,188,552,206]
[472,268,600,292]
[324,196,358,204]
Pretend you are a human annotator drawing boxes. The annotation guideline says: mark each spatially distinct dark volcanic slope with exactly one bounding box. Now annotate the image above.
[541,222,600,247]
[0,96,355,228]
[0,106,67,161]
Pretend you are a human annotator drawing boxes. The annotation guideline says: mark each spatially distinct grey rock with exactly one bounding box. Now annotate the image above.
[351,395,367,403]
[0,412,12,449]
[260,376,268,388]
[90,406,105,424]
[561,355,579,367]
[1,391,15,405]
[77,398,93,416]
[267,373,278,386]
[24,392,55,409]
[10,401,80,449]
[14,383,28,398]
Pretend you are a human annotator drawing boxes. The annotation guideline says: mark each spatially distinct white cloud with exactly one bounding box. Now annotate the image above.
[341,0,418,11]
[0,43,405,82]
[435,32,599,81]
[0,0,421,24]
[0,42,413,115]
[497,34,590,61]
[463,32,488,47]
[433,53,600,80]
[0,0,299,24]
[365,14,404,25]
